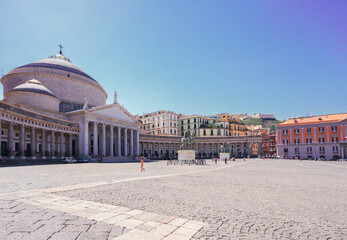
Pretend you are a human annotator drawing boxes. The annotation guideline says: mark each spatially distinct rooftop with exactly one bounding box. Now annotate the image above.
[278,113,347,126]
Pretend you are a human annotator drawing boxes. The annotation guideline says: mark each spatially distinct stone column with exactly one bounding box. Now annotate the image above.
[101,124,106,156]
[326,126,330,143]
[241,144,244,157]
[157,142,160,157]
[0,121,2,156]
[301,128,304,144]
[117,127,122,156]
[110,126,114,157]
[141,141,144,155]
[174,143,176,156]
[124,128,128,156]
[78,121,89,157]
[289,129,292,144]
[93,122,98,156]
[68,133,72,156]
[168,143,171,156]
[51,131,55,156]
[8,122,14,157]
[19,124,25,156]
[41,129,46,157]
[340,125,343,142]
[146,142,149,157]
[163,142,166,156]
[212,143,214,155]
[196,143,199,155]
[31,127,36,157]
[130,129,134,156]
[313,127,317,143]
[60,132,65,156]
[136,130,140,155]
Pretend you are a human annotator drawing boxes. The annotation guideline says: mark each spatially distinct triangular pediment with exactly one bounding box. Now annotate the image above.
[88,104,139,124]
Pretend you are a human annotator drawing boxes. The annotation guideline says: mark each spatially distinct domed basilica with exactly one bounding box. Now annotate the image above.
[0,50,140,158]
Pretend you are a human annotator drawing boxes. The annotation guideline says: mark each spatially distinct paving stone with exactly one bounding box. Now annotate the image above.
[1,160,347,239]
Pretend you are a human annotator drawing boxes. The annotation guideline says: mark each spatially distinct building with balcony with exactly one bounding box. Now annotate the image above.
[276,113,347,160]
[138,110,179,136]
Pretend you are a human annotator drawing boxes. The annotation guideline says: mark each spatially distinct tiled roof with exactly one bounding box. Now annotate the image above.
[278,113,347,126]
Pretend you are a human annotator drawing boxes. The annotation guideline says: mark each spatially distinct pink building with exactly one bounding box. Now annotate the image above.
[276,113,347,160]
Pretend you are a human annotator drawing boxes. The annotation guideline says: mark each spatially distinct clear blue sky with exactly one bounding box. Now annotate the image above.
[1,0,346,120]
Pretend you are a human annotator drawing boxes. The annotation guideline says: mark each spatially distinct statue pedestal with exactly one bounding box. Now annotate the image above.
[177,150,196,165]
[219,152,230,160]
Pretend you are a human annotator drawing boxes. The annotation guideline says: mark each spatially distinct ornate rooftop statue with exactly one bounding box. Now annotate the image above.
[83,96,88,109]
[220,142,231,153]
[113,91,118,104]
[180,130,196,150]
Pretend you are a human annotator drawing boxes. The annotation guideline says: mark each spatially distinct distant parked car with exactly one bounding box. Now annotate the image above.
[63,157,77,163]
[76,157,88,163]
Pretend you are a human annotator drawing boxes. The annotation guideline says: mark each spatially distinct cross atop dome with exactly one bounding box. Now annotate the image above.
[58,44,63,55]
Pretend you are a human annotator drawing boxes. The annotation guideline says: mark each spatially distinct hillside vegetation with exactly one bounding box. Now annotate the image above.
[241,118,284,131]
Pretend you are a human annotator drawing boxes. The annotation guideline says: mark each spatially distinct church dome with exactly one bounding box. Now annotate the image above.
[21,54,97,82]
[1,51,108,112]
[9,79,57,98]
[5,79,61,112]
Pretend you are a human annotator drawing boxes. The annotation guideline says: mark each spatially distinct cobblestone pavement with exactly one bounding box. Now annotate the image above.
[1,159,346,239]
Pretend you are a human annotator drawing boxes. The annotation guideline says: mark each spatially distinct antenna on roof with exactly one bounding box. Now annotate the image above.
[58,44,63,55]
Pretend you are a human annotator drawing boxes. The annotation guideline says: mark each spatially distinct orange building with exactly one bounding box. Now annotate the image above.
[276,113,347,160]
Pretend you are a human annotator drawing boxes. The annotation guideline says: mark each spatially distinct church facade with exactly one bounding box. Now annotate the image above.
[0,52,140,158]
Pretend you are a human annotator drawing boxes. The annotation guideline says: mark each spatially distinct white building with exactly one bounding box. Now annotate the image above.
[250,113,275,120]
[0,50,140,158]
[138,110,179,136]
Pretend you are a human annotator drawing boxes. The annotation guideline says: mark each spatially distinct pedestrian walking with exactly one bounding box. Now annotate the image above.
[244,157,246,162]
[140,157,145,171]
[215,157,217,164]
[224,157,227,164]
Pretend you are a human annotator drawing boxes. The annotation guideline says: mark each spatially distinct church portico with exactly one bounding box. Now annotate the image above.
[0,103,79,159]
